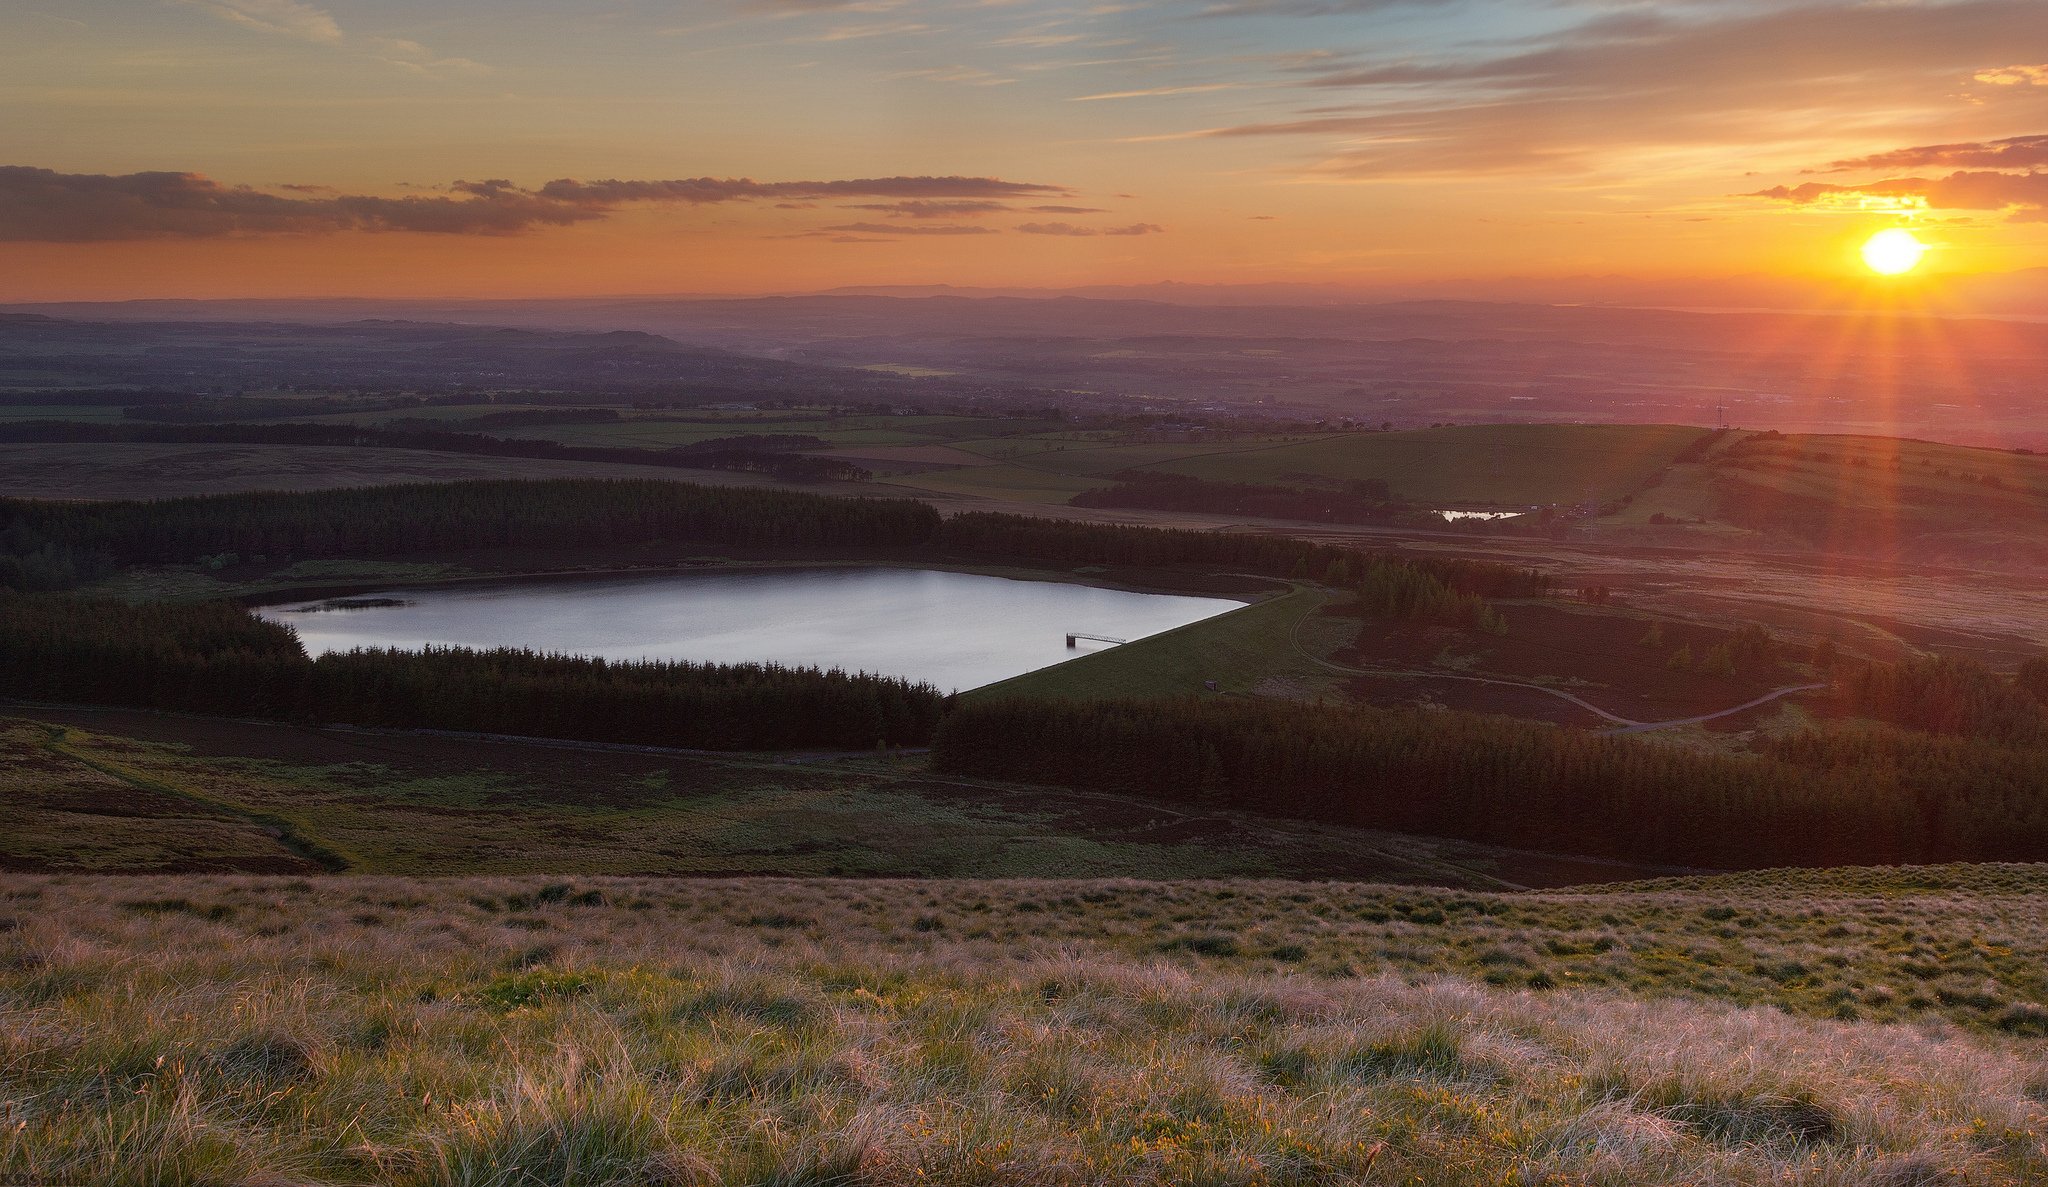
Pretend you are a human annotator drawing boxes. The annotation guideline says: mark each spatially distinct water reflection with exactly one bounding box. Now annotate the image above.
[257,567,1241,693]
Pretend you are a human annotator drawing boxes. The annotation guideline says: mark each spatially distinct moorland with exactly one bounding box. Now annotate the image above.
[5,299,2048,1185]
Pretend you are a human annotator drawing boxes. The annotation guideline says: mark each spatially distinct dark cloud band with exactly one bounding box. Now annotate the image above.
[0,166,1069,241]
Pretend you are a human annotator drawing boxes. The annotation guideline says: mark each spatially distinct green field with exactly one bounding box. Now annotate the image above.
[976,585,1347,702]
[246,409,1721,510]
[842,421,1713,507]
[1150,424,1713,505]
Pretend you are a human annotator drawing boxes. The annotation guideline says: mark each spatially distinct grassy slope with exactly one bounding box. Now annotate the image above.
[1151,424,1714,505]
[4,871,2045,1185]
[1617,431,2048,534]
[0,714,1516,886]
[972,586,1346,702]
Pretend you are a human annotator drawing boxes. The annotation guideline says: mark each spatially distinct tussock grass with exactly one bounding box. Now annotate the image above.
[3,873,2046,1183]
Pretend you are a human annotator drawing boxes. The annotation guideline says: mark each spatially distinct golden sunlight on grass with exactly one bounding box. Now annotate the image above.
[5,872,2047,1185]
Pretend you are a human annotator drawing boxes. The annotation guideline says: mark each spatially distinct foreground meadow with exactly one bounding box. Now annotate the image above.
[4,872,2046,1185]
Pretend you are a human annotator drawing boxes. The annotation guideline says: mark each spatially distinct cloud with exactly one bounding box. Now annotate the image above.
[801,20,931,42]
[1015,221,1163,236]
[1825,134,2048,172]
[1748,170,2048,222]
[185,0,341,43]
[536,175,1066,204]
[840,199,1014,218]
[1026,204,1109,214]
[1196,0,1455,15]
[373,38,491,78]
[1072,83,1245,101]
[1977,63,2048,86]
[821,222,999,235]
[183,0,489,78]
[0,166,1069,241]
[1175,0,2048,178]
[0,167,596,240]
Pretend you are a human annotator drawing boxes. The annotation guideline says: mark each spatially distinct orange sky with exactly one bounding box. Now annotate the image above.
[3,0,2047,300]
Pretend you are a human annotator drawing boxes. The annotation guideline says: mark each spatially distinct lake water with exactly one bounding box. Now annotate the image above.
[256,567,1243,692]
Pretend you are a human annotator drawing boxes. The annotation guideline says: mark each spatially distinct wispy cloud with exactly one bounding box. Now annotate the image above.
[1976,63,2048,86]
[1159,0,2048,179]
[1825,134,2048,173]
[182,0,487,77]
[1196,0,1457,15]
[800,20,931,42]
[373,38,490,78]
[1072,83,1245,101]
[822,222,1000,235]
[1016,221,1163,235]
[537,176,1067,204]
[841,200,1016,217]
[184,0,341,43]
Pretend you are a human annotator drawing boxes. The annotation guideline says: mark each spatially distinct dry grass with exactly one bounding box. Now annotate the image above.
[4,873,2046,1185]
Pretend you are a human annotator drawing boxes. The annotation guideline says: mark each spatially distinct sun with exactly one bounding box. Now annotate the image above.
[1861,228,1928,276]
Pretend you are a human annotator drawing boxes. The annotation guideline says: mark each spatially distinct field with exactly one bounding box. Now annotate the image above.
[66,403,1713,510]
[13,411,2046,582]
[4,868,2047,1185]
[975,585,1349,703]
[1607,431,2048,566]
[2,709,1635,888]
[1151,424,1713,506]
[0,443,806,501]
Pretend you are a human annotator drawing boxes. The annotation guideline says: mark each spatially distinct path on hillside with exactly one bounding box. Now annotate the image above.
[1601,684,1827,735]
[1285,593,1823,733]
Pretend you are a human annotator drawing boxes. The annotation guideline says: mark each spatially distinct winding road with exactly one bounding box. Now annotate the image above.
[1284,590,1824,734]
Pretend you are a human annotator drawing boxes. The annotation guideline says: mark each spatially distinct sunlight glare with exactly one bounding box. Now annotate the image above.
[1861,228,1928,276]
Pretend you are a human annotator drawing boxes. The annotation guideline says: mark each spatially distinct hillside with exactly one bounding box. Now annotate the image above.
[1612,430,2048,566]
[4,868,2045,1185]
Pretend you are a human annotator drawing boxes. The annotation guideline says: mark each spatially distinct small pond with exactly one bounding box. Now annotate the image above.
[1436,510,1526,522]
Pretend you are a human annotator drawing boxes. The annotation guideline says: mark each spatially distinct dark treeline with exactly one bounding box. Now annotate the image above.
[124,395,433,421]
[387,408,623,430]
[1353,560,1506,633]
[673,434,830,454]
[0,389,198,407]
[0,523,115,592]
[2022,658,2048,706]
[0,595,941,749]
[0,420,871,484]
[931,697,2048,868]
[1,482,1552,601]
[935,512,1550,598]
[1072,472,1429,527]
[0,479,940,573]
[1760,728,2048,865]
[1838,655,2048,747]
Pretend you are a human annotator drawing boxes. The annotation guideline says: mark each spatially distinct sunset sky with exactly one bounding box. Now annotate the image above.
[4,0,2047,299]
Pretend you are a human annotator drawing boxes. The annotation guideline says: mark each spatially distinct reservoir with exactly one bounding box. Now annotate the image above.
[256,567,1243,693]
